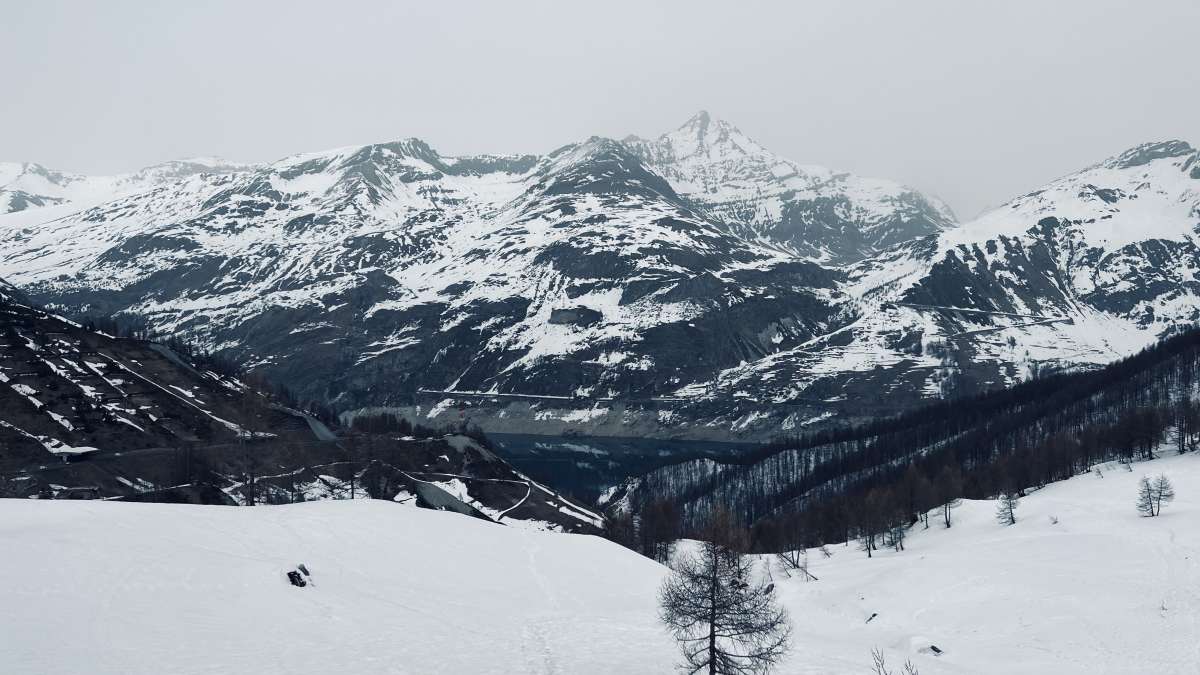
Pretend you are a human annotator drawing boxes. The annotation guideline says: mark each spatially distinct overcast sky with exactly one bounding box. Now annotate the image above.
[4,0,1197,218]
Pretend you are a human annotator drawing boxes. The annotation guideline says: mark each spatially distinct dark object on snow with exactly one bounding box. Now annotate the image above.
[761,583,774,596]
[865,613,878,624]
[297,564,310,577]
[286,570,307,587]
[930,645,943,655]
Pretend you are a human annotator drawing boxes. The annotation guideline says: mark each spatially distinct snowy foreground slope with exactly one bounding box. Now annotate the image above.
[782,452,1200,675]
[0,499,676,675]
[2,453,1198,674]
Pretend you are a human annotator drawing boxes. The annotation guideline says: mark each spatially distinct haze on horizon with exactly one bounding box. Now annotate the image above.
[3,0,1197,219]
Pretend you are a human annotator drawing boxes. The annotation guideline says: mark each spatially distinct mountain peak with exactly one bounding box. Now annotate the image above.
[683,110,711,130]
[1103,139,1196,170]
[659,111,761,163]
[673,110,742,140]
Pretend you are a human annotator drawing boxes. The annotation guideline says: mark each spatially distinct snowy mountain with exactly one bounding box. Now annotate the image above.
[0,287,598,531]
[659,139,1200,434]
[0,285,288,465]
[625,111,956,263]
[0,115,930,432]
[3,450,1197,674]
[0,121,1197,439]
[0,157,247,214]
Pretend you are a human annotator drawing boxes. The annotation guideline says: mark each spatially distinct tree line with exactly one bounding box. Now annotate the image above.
[611,325,1200,556]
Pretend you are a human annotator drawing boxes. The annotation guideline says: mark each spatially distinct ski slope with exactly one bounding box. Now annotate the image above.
[1,453,1197,674]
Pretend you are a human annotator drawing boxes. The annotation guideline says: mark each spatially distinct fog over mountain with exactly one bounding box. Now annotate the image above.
[4,0,1198,218]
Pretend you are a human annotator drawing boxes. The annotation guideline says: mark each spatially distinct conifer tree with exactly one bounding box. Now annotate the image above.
[1137,474,1175,517]
[659,511,791,674]
[995,491,1019,526]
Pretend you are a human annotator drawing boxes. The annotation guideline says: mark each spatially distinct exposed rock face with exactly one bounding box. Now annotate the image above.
[0,118,1197,438]
[548,307,603,327]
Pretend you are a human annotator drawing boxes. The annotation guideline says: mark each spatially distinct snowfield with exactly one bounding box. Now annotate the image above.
[1,453,1197,674]
[782,451,1200,675]
[0,499,676,675]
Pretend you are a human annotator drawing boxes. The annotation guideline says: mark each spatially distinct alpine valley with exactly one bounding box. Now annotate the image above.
[2,113,1198,441]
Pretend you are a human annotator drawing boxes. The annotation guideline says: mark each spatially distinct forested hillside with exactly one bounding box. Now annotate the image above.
[607,325,1200,552]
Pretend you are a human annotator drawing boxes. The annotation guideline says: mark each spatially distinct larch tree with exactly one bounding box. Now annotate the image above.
[856,489,887,558]
[1136,477,1156,516]
[235,440,266,506]
[1137,474,1175,517]
[1152,474,1176,514]
[1172,398,1200,454]
[995,491,1019,526]
[639,498,681,563]
[936,466,963,528]
[908,468,936,530]
[871,647,920,675]
[658,510,792,674]
[772,520,808,573]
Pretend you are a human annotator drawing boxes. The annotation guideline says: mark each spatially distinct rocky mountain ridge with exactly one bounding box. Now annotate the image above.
[0,116,1196,439]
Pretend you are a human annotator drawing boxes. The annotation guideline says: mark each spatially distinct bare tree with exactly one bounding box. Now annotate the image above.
[899,465,936,529]
[604,510,637,551]
[639,498,680,563]
[235,442,266,506]
[1137,474,1176,517]
[0,472,20,498]
[936,466,963,528]
[870,648,919,675]
[1152,474,1176,514]
[1137,477,1156,517]
[882,493,908,552]
[995,491,1019,526]
[659,511,791,674]
[342,437,358,500]
[1172,398,1200,454]
[286,454,307,504]
[773,521,808,574]
[857,489,887,558]
[775,544,817,582]
[774,546,804,572]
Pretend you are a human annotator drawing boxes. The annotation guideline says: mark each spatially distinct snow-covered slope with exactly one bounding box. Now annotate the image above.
[0,158,247,214]
[0,499,676,675]
[626,112,956,263]
[2,452,1197,674]
[0,284,279,463]
[777,452,1200,675]
[0,115,921,430]
[0,273,605,532]
[672,140,1200,432]
[1,124,1198,438]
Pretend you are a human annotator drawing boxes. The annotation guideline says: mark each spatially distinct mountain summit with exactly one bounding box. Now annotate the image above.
[626,113,956,263]
[0,124,1196,438]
